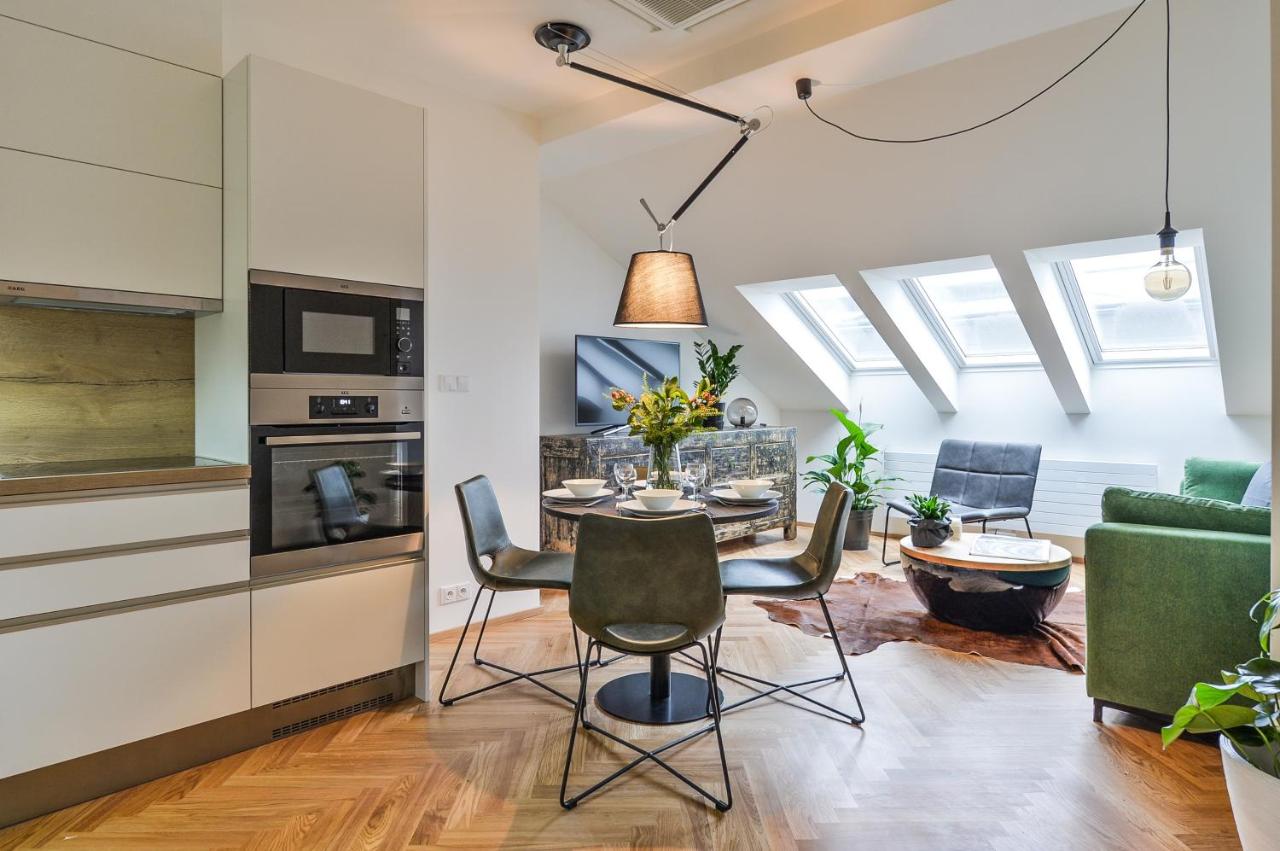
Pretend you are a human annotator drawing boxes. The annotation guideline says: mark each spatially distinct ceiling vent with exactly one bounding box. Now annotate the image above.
[608,0,753,31]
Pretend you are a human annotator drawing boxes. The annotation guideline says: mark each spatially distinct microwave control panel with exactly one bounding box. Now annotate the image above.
[310,394,378,419]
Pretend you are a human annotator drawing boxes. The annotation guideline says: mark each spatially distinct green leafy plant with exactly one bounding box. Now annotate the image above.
[801,407,897,511]
[1162,589,1280,777]
[608,375,718,489]
[907,493,951,521]
[694,339,742,399]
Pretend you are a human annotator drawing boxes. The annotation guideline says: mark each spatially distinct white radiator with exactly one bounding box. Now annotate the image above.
[881,451,1160,539]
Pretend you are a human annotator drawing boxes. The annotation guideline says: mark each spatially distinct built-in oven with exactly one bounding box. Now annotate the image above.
[249,417,424,579]
[249,269,423,379]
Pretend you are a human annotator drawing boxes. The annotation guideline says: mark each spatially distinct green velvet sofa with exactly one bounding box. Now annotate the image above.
[1085,458,1271,721]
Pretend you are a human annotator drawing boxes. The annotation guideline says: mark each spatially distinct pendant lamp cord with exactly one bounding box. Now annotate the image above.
[802,0,1149,144]
[1163,0,1172,218]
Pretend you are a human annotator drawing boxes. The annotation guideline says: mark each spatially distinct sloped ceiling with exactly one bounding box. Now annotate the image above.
[542,0,1271,415]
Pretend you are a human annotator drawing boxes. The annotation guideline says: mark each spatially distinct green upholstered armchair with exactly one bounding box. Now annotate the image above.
[1086,458,1271,721]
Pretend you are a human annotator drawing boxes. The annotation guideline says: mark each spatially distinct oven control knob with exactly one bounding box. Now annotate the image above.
[396,337,413,353]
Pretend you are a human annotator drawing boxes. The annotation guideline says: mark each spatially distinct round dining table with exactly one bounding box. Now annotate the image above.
[542,495,780,725]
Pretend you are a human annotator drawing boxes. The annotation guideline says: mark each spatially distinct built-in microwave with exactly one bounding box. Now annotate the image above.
[249,269,423,378]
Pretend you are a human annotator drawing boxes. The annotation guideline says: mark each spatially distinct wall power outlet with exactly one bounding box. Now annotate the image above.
[438,582,475,606]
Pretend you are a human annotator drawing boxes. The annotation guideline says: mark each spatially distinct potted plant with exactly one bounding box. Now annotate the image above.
[608,375,718,490]
[694,339,742,430]
[1162,589,1280,850]
[906,494,952,548]
[801,408,897,550]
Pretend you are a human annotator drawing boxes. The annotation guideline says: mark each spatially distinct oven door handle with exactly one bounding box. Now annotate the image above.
[264,431,422,446]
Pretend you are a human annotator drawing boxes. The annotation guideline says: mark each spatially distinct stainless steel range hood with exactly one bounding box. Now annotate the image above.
[0,280,222,316]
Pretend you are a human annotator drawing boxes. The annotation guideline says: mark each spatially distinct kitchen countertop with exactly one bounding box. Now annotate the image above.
[0,456,251,497]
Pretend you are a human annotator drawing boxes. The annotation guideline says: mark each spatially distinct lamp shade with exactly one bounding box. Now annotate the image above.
[613,250,708,328]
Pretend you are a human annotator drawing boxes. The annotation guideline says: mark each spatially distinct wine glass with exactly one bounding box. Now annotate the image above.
[684,461,708,503]
[613,462,637,501]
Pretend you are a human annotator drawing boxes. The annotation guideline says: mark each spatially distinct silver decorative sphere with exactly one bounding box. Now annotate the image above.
[725,397,758,428]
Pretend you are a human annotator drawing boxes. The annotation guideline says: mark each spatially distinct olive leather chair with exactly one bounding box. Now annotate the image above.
[716,483,865,725]
[438,475,584,707]
[560,512,732,812]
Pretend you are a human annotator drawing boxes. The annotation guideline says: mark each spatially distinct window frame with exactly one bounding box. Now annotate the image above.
[1052,246,1217,366]
[782,290,901,373]
[900,272,1040,369]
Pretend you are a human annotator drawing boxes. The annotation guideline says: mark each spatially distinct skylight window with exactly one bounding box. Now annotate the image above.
[786,286,899,370]
[1056,247,1213,363]
[903,268,1037,367]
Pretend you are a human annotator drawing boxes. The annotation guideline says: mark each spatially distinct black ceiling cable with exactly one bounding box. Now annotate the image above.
[800,0,1148,144]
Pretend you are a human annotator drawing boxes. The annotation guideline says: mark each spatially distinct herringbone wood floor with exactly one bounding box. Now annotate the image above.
[0,532,1240,850]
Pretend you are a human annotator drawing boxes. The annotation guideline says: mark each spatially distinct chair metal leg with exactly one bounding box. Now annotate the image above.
[1023,516,1034,538]
[982,519,988,533]
[439,586,581,707]
[716,593,865,726]
[560,638,730,811]
[881,505,900,567]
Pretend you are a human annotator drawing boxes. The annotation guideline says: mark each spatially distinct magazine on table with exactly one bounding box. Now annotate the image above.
[969,534,1052,562]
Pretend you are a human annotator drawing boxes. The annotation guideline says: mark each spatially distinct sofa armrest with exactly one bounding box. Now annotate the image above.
[1085,522,1271,716]
[1101,486,1269,536]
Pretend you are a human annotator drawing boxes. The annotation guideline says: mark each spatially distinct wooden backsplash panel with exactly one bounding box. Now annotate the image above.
[0,305,194,463]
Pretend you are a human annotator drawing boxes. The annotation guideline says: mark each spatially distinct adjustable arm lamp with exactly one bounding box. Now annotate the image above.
[535,22,760,327]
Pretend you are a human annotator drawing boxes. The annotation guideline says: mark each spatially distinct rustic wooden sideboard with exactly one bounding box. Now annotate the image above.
[539,426,797,552]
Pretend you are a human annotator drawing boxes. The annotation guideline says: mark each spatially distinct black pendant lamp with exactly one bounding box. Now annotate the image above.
[1143,0,1191,302]
[535,22,759,328]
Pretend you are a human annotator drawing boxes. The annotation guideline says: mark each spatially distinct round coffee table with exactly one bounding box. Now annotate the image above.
[898,533,1073,634]
[542,496,779,725]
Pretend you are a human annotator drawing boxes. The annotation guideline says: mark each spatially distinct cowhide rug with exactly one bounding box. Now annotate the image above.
[754,571,1086,673]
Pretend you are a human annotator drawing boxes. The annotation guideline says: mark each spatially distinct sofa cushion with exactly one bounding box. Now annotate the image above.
[1102,487,1270,537]
[1241,462,1272,509]
[1180,457,1261,504]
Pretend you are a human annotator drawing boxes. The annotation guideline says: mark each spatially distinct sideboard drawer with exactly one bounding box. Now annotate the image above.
[0,590,251,779]
[0,537,248,622]
[0,485,248,561]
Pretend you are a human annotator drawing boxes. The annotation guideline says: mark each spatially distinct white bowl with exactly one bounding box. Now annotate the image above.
[563,478,607,498]
[634,488,682,511]
[728,479,772,499]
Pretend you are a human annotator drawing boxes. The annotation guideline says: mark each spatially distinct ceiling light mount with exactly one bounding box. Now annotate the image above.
[533,22,590,55]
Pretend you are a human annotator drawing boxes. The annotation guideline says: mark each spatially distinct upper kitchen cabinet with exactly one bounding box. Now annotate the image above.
[234,57,426,290]
[0,6,221,302]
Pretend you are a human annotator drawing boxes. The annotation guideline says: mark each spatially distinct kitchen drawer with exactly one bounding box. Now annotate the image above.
[0,537,248,622]
[0,590,251,779]
[0,16,221,185]
[0,148,221,300]
[0,484,248,562]
[251,559,425,706]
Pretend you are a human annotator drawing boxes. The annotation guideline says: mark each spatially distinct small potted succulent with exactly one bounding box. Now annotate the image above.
[694,339,742,430]
[907,493,952,548]
[1162,589,1280,850]
[802,407,897,550]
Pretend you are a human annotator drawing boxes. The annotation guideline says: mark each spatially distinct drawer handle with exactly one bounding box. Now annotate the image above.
[264,432,421,446]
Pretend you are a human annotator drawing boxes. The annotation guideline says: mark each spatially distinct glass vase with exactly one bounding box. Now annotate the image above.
[647,443,682,490]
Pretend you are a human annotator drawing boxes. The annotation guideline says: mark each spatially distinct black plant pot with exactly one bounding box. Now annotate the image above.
[705,401,726,430]
[909,516,952,548]
[844,507,875,551]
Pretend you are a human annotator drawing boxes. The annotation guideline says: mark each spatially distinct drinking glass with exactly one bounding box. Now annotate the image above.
[684,461,708,503]
[613,462,637,501]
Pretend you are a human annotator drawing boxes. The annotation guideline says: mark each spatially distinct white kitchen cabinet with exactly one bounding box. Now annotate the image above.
[250,559,426,705]
[240,56,425,289]
[0,538,248,622]
[0,16,221,186]
[0,144,221,299]
[0,483,248,562]
[0,590,251,779]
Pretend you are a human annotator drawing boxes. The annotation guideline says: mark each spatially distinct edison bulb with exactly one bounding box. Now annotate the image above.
[1144,249,1192,302]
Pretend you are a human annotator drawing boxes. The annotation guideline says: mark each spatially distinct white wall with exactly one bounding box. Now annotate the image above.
[789,364,1270,525]
[222,11,543,634]
[540,199,780,436]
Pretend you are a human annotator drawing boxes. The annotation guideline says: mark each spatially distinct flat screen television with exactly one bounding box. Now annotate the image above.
[575,334,681,427]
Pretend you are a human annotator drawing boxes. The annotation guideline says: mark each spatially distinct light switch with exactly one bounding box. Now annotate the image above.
[437,374,471,393]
